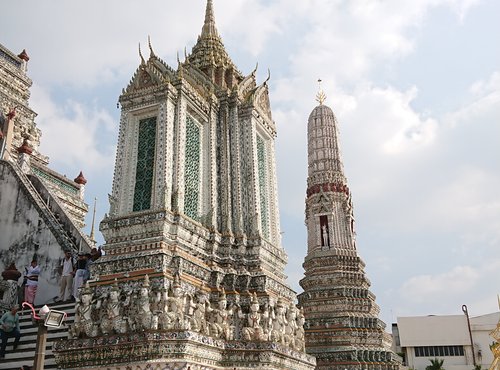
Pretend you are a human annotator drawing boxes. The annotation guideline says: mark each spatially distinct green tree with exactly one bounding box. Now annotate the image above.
[426,358,445,370]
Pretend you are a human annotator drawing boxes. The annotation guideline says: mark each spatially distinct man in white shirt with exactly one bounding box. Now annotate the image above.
[59,251,75,302]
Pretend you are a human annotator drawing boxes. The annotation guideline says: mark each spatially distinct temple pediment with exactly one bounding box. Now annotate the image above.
[124,56,173,95]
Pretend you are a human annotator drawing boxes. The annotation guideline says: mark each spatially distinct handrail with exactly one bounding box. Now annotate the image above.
[29,173,93,251]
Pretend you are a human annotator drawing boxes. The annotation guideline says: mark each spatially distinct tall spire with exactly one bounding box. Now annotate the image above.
[187,0,243,87]
[201,0,219,38]
[299,83,403,370]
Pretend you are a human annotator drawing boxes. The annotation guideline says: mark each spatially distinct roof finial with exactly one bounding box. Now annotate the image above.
[148,35,156,58]
[138,43,146,65]
[201,0,218,38]
[251,62,258,77]
[264,68,271,85]
[74,171,87,185]
[17,49,30,62]
[316,78,326,105]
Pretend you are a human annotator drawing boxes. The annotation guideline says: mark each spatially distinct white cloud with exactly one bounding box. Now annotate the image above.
[400,265,480,303]
[394,258,500,317]
[469,71,500,96]
[446,0,481,22]
[221,0,292,57]
[279,0,478,88]
[30,84,117,172]
[341,85,439,155]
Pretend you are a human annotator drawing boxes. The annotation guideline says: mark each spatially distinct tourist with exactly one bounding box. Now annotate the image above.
[73,253,88,300]
[85,248,101,282]
[84,253,92,282]
[0,304,21,358]
[24,260,40,305]
[58,250,75,302]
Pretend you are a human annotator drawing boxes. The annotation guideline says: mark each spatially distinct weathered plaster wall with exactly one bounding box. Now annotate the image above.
[0,161,63,305]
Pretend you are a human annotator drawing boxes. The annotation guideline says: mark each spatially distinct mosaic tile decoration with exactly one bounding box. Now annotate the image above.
[257,135,269,238]
[184,115,201,220]
[133,117,157,212]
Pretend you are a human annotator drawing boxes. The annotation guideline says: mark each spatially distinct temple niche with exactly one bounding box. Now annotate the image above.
[53,1,314,369]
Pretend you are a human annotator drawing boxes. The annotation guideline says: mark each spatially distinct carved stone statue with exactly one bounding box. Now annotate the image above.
[321,224,329,247]
[100,279,129,335]
[66,273,309,355]
[70,282,99,338]
[189,288,210,335]
[209,288,232,340]
[295,308,306,351]
[157,287,172,330]
[228,292,245,340]
[164,273,187,330]
[260,302,272,341]
[271,298,287,345]
[242,292,265,341]
[131,275,154,331]
[284,303,298,348]
[107,193,118,217]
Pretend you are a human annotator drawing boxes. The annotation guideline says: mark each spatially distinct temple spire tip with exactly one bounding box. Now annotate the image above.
[201,0,218,38]
[316,78,327,105]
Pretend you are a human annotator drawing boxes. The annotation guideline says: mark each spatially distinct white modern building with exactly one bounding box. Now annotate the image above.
[393,312,500,370]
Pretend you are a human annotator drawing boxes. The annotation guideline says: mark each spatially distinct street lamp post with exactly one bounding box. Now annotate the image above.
[33,322,48,370]
[21,302,66,370]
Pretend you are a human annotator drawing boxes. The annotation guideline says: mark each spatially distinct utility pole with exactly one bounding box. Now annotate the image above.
[462,304,476,366]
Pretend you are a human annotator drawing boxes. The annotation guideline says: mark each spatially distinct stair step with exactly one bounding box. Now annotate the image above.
[0,301,76,369]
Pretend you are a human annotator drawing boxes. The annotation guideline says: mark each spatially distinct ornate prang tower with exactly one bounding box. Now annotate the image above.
[298,85,402,370]
[54,1,315,369]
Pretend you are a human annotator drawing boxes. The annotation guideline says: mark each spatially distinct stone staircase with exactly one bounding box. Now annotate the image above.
[0,159,91,254]
[0,301,75,370]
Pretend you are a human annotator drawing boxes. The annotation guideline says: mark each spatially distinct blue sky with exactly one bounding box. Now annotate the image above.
[2,0,499,327]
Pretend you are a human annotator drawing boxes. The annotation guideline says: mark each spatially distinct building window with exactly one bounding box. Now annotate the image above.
[184,115,201,220]
[133,117,157,212]
[257,135,269,238]
[415,346,464,357]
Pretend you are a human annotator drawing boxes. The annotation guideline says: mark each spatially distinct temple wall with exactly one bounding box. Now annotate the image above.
[0,161,63,306]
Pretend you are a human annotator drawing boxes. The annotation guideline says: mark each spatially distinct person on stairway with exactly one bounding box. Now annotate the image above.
[72,253,89,300]
[24,260,40,305]
[58,250,75,302]
[0,304,21,358]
